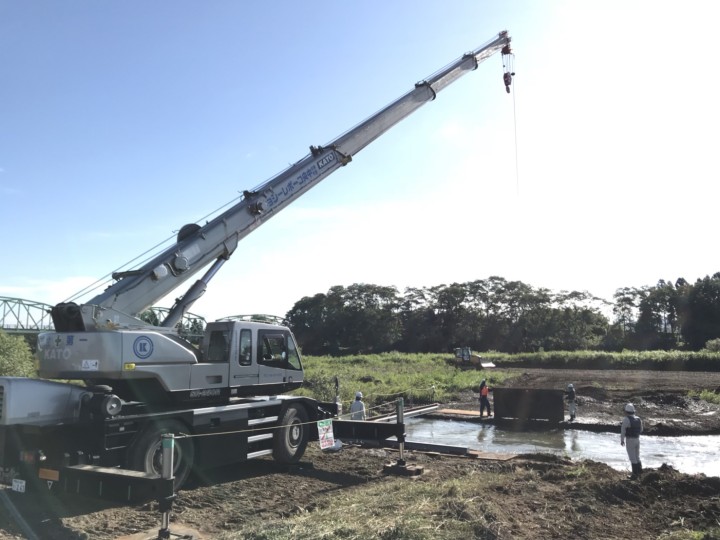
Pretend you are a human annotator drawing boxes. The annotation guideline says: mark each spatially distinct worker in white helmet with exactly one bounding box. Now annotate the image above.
[350,391,366,421]
[620,403,643,479]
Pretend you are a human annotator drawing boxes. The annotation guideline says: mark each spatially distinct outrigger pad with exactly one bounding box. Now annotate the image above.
[383,461,424,476]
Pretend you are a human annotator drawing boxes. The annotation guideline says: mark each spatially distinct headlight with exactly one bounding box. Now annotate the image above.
[101,394,122,417]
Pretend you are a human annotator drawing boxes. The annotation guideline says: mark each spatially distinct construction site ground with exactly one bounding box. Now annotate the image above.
[0,368,718,539]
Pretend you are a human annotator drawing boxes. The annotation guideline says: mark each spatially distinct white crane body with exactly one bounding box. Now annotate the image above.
[0,32,513,492]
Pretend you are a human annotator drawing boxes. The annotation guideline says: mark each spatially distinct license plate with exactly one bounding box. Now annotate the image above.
[11,478,26,493]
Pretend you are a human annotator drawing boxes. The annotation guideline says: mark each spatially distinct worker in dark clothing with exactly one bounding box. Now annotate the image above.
[565,383,577,421]
[479,379,492,418]
[620,403,644,479]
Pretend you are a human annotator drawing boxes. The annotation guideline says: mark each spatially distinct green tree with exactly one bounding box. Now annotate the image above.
[286,293,331,355]
[139,309,160,326]
[680,273,720,350]
[396,287,442,352]
[634,280,682,350]
[0,330,37,377]
[612,287,640,337]
[286,277,630,354]
[287,284,402,355]
[340,283,402,354]
[432,283,471,351]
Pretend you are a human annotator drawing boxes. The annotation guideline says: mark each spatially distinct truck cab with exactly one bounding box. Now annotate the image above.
[199,319,304,399]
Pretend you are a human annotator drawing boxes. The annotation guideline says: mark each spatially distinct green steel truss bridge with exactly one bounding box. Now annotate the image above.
[0,297,206,342]
[0,296,54,334]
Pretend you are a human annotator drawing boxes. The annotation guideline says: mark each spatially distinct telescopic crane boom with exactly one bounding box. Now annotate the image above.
[51,31,513,334]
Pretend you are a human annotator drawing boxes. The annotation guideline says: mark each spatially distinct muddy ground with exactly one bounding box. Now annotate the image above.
[0,368,718,539]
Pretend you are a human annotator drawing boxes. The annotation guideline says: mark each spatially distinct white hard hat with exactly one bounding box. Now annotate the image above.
[624,403,635,414]
[567,384,574,389]
[355,391,363,399]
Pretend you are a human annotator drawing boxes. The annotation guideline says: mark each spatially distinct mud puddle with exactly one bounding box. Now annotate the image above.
[403,417,720,476]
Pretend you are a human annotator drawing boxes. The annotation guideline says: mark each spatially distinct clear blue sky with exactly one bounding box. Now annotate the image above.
[1,1,718,320]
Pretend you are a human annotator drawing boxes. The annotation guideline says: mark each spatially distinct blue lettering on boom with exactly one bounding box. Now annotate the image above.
[266,164,320,207]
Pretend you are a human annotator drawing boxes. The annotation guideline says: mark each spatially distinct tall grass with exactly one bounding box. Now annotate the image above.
[483,350,720,371]
[689,389,720,405]
[295,352,509,412]
[294,350,720,411]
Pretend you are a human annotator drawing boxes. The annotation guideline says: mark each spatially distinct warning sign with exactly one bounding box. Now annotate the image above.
[317,419,335,449]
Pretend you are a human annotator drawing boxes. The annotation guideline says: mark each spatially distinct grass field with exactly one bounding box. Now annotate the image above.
[295,351,720,412]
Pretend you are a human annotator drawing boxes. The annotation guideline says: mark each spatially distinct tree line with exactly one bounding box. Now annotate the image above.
[285,273,720,355]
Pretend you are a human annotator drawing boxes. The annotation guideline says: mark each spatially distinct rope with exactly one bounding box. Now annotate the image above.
[175,394,414,440]
[510,54,520,197]
[341,400,394,418]
[174,416,322,440]
[336,385,439,421]
[65,194,243,303]
[354,384,437,402]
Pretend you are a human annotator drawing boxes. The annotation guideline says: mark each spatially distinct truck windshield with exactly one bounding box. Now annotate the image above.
[258,331,302,371]
[286,334,301,371]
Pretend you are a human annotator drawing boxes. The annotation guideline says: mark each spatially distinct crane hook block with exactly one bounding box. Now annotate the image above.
[503,71,513,94]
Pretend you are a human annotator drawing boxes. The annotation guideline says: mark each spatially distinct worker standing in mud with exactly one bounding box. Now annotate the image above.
[479,379,492,418]
[565,383,577,421]
[620,403,643,479]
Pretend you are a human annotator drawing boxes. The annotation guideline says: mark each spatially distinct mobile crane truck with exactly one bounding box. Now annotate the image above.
[0,32,513,495]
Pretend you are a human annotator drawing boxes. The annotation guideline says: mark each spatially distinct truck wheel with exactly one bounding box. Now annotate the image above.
[129,420,194,490]
[273,404,309,463]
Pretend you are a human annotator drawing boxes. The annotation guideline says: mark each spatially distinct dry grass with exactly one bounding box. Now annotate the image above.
[218,465,546,540]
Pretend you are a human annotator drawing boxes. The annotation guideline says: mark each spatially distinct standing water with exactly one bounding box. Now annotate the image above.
[403,417,720,477]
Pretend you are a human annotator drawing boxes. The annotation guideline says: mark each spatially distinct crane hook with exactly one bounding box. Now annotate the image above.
[503,71,514,93]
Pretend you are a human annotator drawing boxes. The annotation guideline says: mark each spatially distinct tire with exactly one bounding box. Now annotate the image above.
[128,419,194,490]
[273,404,309,464]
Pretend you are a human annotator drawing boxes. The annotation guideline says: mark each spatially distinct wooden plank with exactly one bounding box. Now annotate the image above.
[435,408,481,417]
[467,450,517,461]
[382,439,469,456]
